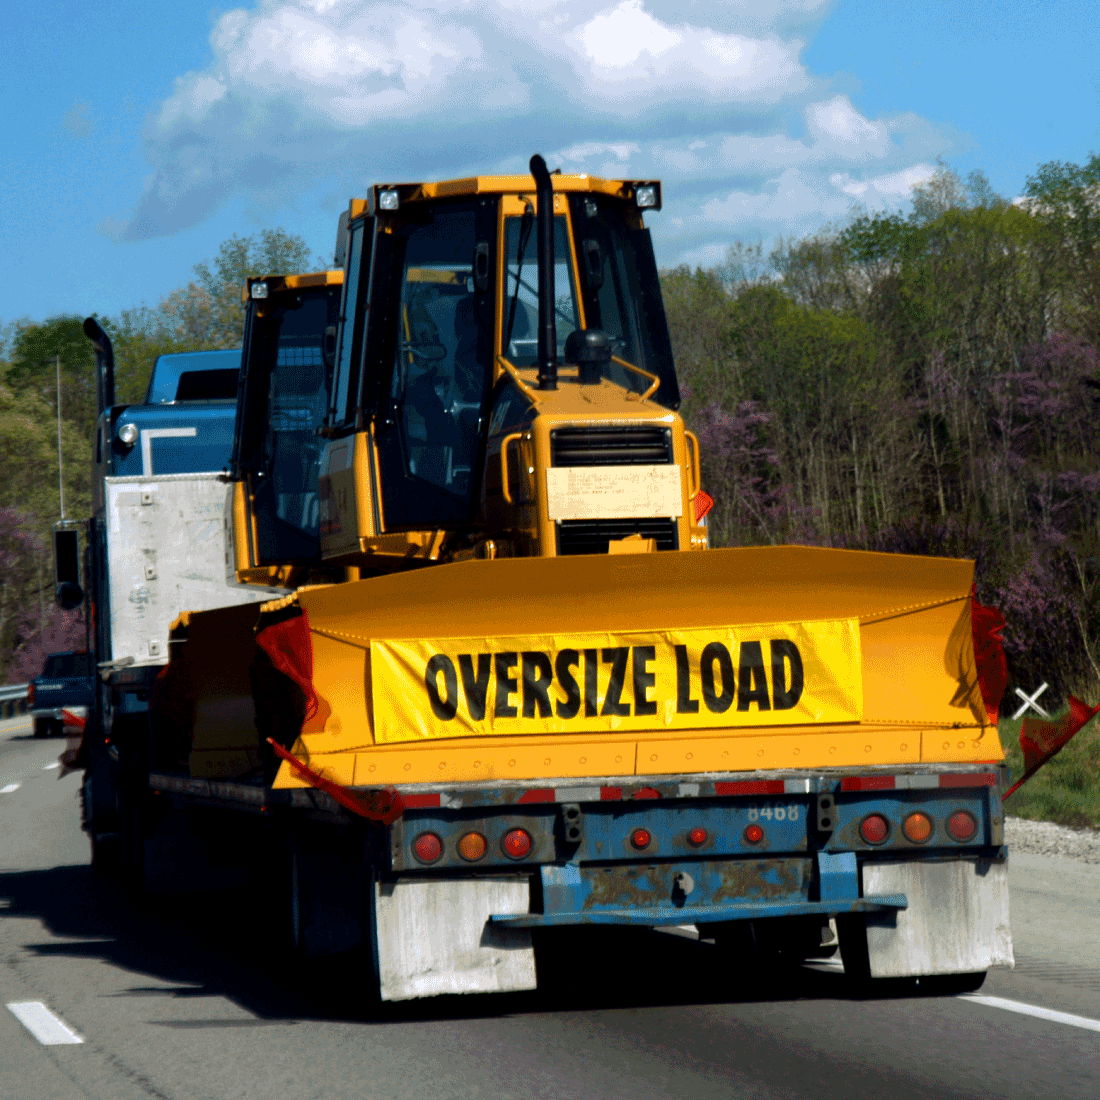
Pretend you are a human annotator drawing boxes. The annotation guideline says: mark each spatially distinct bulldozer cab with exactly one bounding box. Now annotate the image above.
[231,272,343,577]
[316,168,692,567]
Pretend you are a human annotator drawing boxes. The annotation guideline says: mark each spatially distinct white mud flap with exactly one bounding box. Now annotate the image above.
[862,857,1014,978]
[374,876,536,1001]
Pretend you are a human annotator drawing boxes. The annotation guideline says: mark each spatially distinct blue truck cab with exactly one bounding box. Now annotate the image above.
[29,651,95,737]
[97,349,240,480]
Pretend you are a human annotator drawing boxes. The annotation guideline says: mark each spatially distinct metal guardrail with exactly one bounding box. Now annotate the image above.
[0,683,29,719]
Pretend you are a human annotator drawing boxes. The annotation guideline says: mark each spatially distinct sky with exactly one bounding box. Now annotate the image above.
[2,0,1099,326]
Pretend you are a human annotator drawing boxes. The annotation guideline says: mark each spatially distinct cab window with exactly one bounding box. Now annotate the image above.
[374,203,493,528]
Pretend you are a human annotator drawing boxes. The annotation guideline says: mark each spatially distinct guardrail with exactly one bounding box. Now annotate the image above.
[0,683,29,719]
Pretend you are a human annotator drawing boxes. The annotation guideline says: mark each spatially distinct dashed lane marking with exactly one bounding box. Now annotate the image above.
[962,994,1100,1033]
[7,1002,84,1045]
[0,783,20,795]
[42,762,59,771]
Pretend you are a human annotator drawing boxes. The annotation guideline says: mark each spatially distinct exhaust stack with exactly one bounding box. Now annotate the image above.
[529,154,558,391]
[83,317,115,414]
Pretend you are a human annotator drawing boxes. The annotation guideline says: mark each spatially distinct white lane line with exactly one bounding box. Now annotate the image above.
[42,762,60,771]
[962,994,1100,1033]
[1,783,20,794]
[7,1002,84,1044]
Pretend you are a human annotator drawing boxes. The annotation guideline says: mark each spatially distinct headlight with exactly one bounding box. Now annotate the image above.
[379,189,400,211]
[117,422,139,446]
[634,183,661,210]
[250,281,268,299]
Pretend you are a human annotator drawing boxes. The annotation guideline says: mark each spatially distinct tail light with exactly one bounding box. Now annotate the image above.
[743,823,764,844]
[859,814,889,845]
[947,810,977,842]
[27,684,34,705]
[630,828,652,850]
[503,828,532,860]
[413,832,443,864]
[687,827,707,847]
[457,832,487,861]
[902,812,933,844]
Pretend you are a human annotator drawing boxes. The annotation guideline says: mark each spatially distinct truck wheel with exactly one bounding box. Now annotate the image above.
[90,832,123,878]
[33,717,51,738]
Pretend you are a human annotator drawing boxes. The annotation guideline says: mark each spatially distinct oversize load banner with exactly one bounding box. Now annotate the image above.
[371,620,862,743]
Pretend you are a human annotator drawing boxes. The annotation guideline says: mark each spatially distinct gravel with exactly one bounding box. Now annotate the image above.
[1006,815,1100,864]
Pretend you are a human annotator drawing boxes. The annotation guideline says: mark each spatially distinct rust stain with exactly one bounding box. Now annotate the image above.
[583,865,664,909]
[712,858,810,904]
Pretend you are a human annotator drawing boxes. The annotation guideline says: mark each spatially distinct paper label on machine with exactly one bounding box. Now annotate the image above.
[545,465,682,520]
[371,619,862,743]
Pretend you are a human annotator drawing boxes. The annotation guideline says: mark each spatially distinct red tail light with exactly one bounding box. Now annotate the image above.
[859,814,889,845]
[947,810,977,842]
[503,828,532,860]
[630,828,652,850]
[413,832,443,864]
[743,823,764,844]
[687,827,707,847]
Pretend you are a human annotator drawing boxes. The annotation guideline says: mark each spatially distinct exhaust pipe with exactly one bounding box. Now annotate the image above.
[83,317,115,414]
[529,154,558,391]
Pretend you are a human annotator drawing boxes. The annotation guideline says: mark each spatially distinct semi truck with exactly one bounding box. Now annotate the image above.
[70,158,1013,1002]
[67,329,284,870]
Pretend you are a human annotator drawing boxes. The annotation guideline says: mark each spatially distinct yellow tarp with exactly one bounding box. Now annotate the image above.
[371,619,862,743]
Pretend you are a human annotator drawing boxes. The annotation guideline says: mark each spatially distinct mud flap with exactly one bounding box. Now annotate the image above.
[374,876,536,1001]
[861,857,1014,978]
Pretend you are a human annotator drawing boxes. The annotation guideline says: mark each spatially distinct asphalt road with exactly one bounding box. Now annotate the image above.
[2,714,1098,1100]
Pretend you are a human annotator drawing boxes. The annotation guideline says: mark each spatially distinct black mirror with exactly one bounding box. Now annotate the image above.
[582,240,604,291]
[322,325,338,370]
[473,242,490,294]
[56,581,84,610]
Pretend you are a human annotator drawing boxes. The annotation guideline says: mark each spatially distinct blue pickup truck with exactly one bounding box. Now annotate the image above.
[29,651,95,737]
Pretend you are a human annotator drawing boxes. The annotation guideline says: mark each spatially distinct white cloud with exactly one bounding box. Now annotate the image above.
[115,0,955,251]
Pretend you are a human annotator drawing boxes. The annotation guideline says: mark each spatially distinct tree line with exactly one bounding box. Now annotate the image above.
[667,155,1100,705]
[3,156,1099,705]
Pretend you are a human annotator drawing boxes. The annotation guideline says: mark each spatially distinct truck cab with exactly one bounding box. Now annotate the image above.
[29,651,94,738]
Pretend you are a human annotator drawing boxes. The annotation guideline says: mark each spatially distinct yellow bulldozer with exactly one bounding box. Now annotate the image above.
[123,156,1013,1001]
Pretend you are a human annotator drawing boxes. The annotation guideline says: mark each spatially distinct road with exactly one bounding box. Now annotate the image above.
[1,714,1097,1100]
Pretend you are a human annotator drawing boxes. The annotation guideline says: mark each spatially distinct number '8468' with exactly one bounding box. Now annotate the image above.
[747,803,799,822]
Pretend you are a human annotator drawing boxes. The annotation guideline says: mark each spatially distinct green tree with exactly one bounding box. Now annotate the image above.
[191,228,316,348]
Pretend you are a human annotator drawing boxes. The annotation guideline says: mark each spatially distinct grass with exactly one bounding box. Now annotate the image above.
[998,706,1100,829]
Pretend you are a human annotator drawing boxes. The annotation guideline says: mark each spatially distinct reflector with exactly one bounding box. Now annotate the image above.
[743,823,764,844]
[688,827,707,846]
[630,828,651,849]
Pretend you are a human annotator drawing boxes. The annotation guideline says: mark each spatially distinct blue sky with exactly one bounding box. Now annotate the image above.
[2,0,1098,326]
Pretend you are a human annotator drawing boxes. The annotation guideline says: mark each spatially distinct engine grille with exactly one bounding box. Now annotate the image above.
[550,426,672,467]
[557,518,678,556]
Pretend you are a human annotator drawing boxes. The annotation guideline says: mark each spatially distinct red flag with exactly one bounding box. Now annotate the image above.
[1003,695,1100,799]
[971,589,1008,725]
[255,609,318,720]
[266,738,405,825]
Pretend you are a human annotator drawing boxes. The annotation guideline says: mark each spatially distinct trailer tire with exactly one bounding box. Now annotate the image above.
[90,831,122,878]
[33,717,52,738]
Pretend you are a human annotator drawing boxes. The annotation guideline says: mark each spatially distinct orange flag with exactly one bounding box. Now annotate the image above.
[1003,695,1100,799]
